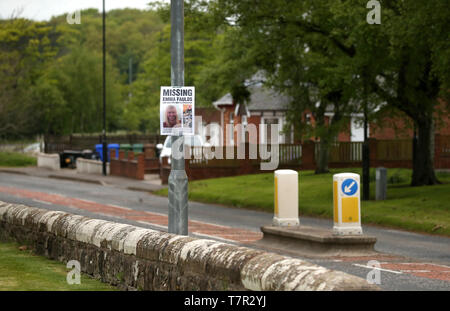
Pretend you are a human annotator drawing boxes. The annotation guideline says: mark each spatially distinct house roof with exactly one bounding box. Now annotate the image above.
[212,93,233,109]
[212,85,291,112]
[195,107,221,123]
[247,85,291,111]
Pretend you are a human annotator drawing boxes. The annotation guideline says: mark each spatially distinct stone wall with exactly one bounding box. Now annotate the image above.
[0,202,379,291]
[37,153,60,170]
[76,158,110,175]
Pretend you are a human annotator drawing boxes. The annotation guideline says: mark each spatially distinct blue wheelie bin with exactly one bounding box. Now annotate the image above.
[95,144,103,161]
[95,143,120,162]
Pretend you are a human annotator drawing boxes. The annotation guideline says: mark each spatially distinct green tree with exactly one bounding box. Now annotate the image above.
[195,27,258,108]
[128,1,228,133]
[45,8,167,134]
[31,77,68,135]
[208,0,360,173]
[0,18,58,138]
[212,0,449,185]
[369,0,449,185]
[41,46,123,134]
[124,25,171,133]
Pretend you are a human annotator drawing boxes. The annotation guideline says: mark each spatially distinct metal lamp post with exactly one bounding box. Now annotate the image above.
[102,0,107,176]
[168,0,188,235]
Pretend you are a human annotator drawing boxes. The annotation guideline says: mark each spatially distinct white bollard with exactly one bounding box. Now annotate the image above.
[273,170,299,227]
[333,173,363,235]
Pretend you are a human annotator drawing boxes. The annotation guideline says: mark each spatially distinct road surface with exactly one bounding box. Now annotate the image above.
[0,172,449,290]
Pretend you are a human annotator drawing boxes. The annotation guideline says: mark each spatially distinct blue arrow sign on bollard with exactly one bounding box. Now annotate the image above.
[341,178,358,196]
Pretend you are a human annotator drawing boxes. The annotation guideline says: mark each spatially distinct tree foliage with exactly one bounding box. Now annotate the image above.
[0,18,57,138]
[124,0,232,133]
[209,0,449,184]
[0,5,228,137]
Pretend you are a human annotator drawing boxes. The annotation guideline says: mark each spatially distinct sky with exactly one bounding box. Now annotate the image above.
[0,0,162,21]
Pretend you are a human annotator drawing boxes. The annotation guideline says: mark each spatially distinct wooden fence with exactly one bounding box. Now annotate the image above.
[46,134,450,182]
[279,144,302,165]
[312,139,413,164]
[327,142,363,163]
[376,139,412,161]
[159,143,302,183]
[185,144,301,168]
[439,135,450,157]
[436,134,450,169]
[44,134,164,153]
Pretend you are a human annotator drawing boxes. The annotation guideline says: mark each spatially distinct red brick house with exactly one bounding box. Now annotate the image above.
[174,84,450,178]
[211,84,295,146]
[336,99,450,142]
[208,85,449,144]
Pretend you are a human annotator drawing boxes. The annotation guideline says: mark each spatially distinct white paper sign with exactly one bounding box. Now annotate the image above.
[160,86,195,136]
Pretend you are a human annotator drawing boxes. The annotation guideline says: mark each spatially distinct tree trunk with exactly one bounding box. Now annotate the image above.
[313,93,343,174]
[313,108,330,174]
[411,117,440,186]
[315,138,330,174]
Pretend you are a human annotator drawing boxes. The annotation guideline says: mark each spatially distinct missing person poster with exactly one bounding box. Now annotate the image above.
[160,86,195,136]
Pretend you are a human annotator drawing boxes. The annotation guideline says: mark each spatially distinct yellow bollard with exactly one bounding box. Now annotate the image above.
[273,170,299,226]
[333,173,363,235]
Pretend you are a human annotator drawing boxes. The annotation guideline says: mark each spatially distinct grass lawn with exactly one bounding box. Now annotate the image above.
[0,151,36,167]
[0,242,116,291]
[155,168,450,236]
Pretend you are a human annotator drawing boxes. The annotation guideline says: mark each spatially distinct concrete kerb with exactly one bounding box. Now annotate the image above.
[256,225,378,258]
[0,169,29,176]
[48,174,103,185]
[0,166,166,192]
[0,202,380,291]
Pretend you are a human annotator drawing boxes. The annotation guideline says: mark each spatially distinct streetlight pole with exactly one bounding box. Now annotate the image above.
[168,0,188,235]
[362,104,370,200]
[102,0,107,176]
[128,57,133,99]
[362,74,370,201]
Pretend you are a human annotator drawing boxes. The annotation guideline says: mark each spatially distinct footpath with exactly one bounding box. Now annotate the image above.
[0,166,165,193]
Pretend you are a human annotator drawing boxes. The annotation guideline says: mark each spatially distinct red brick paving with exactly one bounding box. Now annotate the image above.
[333,254,450,282]
[380,263,450,282]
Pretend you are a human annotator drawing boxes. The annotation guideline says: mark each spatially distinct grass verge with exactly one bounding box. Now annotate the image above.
[0,152,36,167]
[0,241,116,291]
[154,168,450,236]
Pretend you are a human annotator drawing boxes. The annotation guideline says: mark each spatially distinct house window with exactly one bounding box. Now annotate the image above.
[241,115,248,126]
[229,112,234,145]
[284,124,294,144]
[351,116,367,142]
[305,113,311,125]
[241,115,248,143]
[261,117,280,144]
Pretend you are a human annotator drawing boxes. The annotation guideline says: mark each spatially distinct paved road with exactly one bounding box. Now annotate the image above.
[0,172,449,290]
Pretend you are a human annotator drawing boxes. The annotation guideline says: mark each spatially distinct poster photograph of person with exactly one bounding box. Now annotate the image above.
[160,86,195,135]
[183,104,193,130]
